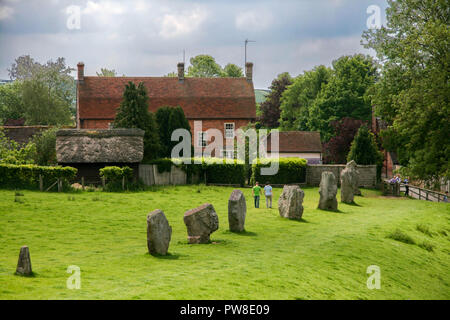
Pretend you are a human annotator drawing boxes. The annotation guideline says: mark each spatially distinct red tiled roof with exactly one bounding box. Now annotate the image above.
[266,131,322,153]
[78,77,256,120]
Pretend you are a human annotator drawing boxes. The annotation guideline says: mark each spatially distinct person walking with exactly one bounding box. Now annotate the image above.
[264,181,273,208]
[403,177,409,197]
[252,181,261,208]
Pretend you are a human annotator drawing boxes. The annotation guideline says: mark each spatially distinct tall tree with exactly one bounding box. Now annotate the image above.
[155,106,191,158]
[223,63,243,77]
[347,125,383,166]
[362,0,449,180]
[96,68,118,77]
[280,65,331,131]
[114,82,161,160]
[0,81,25,123]
[6,55,76,124]
[322,118,365,164]
[187,55,223,78]
[308,54,377,141]
[259,72,292,128]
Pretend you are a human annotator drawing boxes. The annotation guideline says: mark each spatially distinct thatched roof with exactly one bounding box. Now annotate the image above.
[56,129,144,163]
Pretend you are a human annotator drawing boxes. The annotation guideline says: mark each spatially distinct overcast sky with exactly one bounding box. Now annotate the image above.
[0,0,388,89]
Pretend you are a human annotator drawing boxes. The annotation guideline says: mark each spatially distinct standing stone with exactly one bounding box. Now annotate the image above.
[147,209,172,255]
[278,185,305,220]
[228,190,246,232]
[16,246,32,276]
[346,160,361,195]
[184,203,219,244]
[318,171,338,211]
[340,164,357,204]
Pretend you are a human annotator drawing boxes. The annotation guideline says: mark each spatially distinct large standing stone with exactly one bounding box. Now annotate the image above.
[340,162,358,203]
[147,209,172,255]
[184,203,219,244]
[346,160,361,196]
[278,185,305,220]
[16,246,32,276]
[318,171,338,211]
[228,190,246,232]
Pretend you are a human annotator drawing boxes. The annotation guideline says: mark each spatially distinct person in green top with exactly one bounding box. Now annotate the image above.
[252,181,262,208]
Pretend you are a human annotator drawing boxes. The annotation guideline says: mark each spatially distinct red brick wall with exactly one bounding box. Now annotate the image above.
[80,118,252,153]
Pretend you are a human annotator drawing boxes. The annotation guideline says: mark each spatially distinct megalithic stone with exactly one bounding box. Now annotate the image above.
[228,190,247,232]
[184,203,219,244]
[16,246,32,276]
[147,209,172,256]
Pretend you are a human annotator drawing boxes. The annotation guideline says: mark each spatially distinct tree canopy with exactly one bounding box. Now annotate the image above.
[260,72,292,128]
[114,82,161,160]
[362,0,449,180]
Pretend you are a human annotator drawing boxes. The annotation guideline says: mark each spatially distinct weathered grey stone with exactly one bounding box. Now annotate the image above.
[56,129,144,163]
[147,210,172,255]
[318,171,338,211]
[16,246,32,276]
[184,203,219,244]
[228,190,247,232]
[346,160,361,195]
[278,185,305,220]
[340,162,358,203]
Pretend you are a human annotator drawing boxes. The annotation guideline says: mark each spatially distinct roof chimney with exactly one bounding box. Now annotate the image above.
[77,62,85,83]
[177,62,185,82]
[246,62,253,82]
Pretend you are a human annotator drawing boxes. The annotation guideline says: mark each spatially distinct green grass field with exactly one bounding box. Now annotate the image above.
[0,186,449,300]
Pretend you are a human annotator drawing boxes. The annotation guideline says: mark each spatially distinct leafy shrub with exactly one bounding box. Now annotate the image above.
[387,229,415,245]
[99,166,133,181]
[31,127,58,165]
[0,163,77,189]
[251,157,307,185]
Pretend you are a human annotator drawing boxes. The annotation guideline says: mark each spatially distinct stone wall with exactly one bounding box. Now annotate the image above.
[306,164,377,188]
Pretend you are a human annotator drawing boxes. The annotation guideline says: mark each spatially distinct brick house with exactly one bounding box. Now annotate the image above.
[76,62,256,156]
[264,131,323,164]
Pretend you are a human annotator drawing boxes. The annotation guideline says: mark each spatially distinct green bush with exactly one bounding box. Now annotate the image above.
[251,158,307,185]
[99,166,133,181]
[0,163,77,189]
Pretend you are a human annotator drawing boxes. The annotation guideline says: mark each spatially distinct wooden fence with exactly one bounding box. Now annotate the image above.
[400,184,448,203]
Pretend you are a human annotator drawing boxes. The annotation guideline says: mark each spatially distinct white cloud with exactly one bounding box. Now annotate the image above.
[235,10,274,32]
[82,0,125,16]
[159,7,207,39]
[0,6,14,20]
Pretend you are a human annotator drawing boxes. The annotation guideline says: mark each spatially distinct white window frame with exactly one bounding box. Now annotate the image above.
[224,122,235,139]
[222,149,235,159]
[198,131,207,148]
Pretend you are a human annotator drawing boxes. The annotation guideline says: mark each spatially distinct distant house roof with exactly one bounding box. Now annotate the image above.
[266,131,322,153]
[78,77,256,121]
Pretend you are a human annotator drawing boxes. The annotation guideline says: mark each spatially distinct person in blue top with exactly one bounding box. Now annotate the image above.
[403,177,409,196]
[264,181,273,208]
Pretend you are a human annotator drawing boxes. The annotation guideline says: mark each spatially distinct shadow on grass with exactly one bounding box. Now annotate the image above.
[341,201,362,207]
[147,252,183,260]
[14,272,37,278]
[278,217,309,223]
[224,230,258,237]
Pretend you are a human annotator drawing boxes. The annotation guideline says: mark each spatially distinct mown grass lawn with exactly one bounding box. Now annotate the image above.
[0,186,449,300]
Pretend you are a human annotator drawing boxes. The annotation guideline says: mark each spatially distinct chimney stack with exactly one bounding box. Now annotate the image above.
[245,62,253,82]
[177,62,185,82]
[77,62,85,83]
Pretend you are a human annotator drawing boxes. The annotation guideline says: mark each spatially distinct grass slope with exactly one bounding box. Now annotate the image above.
[0,186,449,300]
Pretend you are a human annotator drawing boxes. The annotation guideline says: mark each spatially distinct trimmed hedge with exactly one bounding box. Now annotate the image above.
[99,166,133,181]
[0,163,77,189]
[251,158,307,185]
[146,158,245,185]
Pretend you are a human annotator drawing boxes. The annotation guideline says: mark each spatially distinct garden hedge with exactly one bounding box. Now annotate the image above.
[251,158,307,185]
[99,166,133,181]
[0,163,77,190]
[146,158,245,185]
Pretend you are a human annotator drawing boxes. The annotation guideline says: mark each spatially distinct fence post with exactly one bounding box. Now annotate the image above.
[102,176,106,188]
[122,176,125,191]
[57,179,62,192]
[39,174,43,192]
[81,176,85,190]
